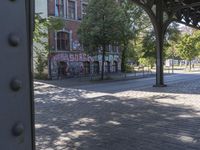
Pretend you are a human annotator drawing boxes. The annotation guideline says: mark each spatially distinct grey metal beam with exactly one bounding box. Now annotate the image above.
[0,0,35,149]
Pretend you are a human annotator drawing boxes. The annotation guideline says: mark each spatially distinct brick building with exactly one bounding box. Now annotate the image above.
[47,0,121,79]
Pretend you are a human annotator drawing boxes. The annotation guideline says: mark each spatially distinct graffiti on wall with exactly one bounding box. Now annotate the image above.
[51,53,94,62]
[50,61,84,78]
[49,52,121,78]
[72,40,81,51]
[97,54,120,62]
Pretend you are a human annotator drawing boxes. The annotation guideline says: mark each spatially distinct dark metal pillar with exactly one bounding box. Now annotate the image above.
[0,0,35,149]
[132,0,200,86]
[154,0,166,87]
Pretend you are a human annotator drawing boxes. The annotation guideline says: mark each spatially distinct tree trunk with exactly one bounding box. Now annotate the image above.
[101,45,106,80]
[185,60,187,70]
[121,45,127,73]
[172,57,174,74]
[121,51,126,72]
[189,60,192,71]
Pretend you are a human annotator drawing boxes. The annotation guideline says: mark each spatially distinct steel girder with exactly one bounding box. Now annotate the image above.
[131,0,200,86]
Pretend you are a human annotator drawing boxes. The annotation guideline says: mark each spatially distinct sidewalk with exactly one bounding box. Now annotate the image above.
[35,71,200,150]
[35,68,198,88]
[35,71,156,88]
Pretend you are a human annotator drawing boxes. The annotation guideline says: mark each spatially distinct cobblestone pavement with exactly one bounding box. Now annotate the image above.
[35,74,200,150]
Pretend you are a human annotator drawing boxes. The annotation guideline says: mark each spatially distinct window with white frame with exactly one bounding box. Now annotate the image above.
[55,0,78,20]
[57,31,70,51]
[55,0,64,17]
[68,0,76,19]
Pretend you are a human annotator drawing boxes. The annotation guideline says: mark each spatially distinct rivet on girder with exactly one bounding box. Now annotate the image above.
[10,79,22,91]
[8,33,20,47]
[12,123,24,137]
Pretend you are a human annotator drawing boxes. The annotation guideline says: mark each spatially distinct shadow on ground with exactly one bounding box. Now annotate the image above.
[35,83,200,150]
[37,73,200,95]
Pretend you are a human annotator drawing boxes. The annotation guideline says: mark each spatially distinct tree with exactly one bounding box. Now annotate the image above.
[137,31,156,68]
[78,0,126,79]
[33,14,49,78]
[193,30,200,52]
[120,4,156,68]
[135,22,181,69]
[164,23,181,72]
[165,23,181,59]
[33,14,64,79]
[119,1,136,72]
[138,57,155,69]
[176,34,199,70]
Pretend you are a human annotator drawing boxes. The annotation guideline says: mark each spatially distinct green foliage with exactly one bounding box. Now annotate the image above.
[165,23,181,43]
[47,17,65,31]
[176,32,200,70]
[141,31,156,58]
[121,4,156,68]
[78,0,126,49]
[127,42,137,61]
[135,22,181,67]
[120,1,148,72]
[138,57,155,68]
[35,52,47,79]
[165,23,181,59]
[34,14,64,79]
[125,64,135,73]
[176,34,199,61]
[33,14,48,78]
[78,0,127,79]
[193,30,200,53]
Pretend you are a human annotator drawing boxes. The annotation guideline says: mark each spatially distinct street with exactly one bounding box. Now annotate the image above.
[35,72,200,150]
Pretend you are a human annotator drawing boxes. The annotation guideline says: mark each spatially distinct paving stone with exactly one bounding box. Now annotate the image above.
[35,77,200,150]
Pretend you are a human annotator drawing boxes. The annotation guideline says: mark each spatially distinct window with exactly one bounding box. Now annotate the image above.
[105,61,110,73]
[93,61,99,74]
[56,0,64,17]
[57,32,70,51]
[113,61,118,72]
[83,61,90,74]
[68,0,76,19]
[112,45,118,53]
[82,3,87,18]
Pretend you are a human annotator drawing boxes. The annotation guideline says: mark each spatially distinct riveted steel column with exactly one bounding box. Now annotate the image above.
[0,0,35,149]
[154,0,166,87]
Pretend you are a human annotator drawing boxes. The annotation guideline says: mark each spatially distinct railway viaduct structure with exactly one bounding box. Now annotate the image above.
[131,0,200,86]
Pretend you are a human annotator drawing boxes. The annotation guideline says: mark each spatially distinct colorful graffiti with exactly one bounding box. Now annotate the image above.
[49,52,121,79]
[51,53,94,62]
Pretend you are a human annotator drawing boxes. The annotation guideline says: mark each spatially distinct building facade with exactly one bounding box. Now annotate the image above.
[47,0,121,79]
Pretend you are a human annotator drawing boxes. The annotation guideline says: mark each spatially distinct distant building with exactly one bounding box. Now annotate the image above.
[165,59,179,67]
[46,0,121,79]
[35,0,48,18]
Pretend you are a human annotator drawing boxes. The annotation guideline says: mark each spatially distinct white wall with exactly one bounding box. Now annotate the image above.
[35,0,48,18]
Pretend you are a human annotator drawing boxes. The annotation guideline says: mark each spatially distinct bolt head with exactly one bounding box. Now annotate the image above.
[10,79,22,91]
[8,33,20,47]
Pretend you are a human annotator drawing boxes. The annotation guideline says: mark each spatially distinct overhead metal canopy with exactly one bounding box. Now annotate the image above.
[131,0,200,86]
